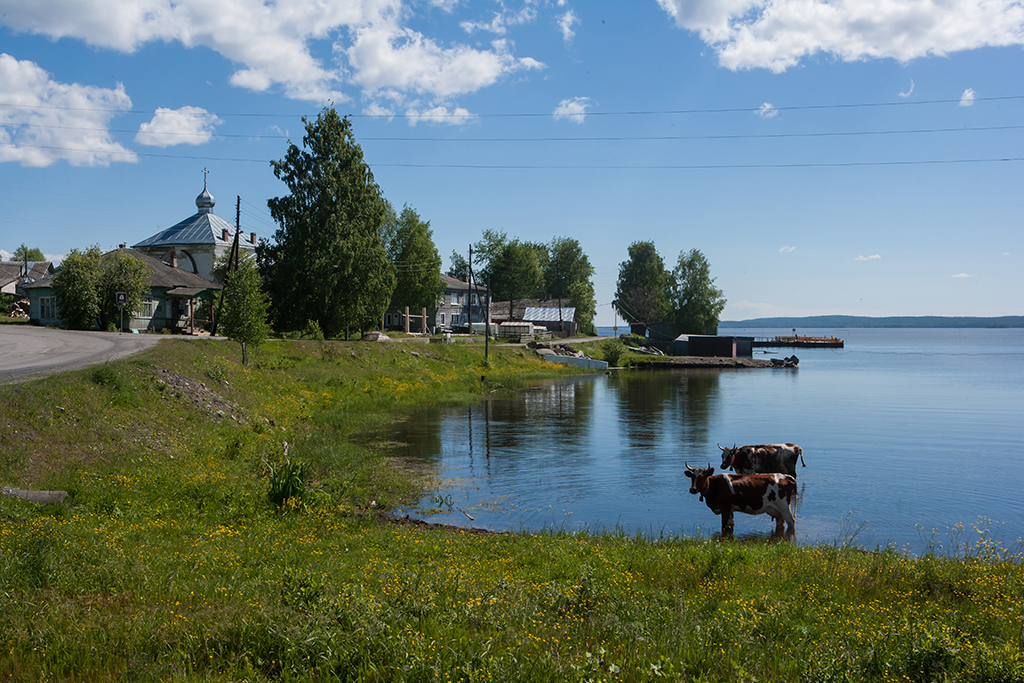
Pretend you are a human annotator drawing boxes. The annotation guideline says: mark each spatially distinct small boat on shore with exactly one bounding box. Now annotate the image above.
[753,335,844,348]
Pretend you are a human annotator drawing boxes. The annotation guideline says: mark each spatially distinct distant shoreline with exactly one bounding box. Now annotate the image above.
[717,315,1024,329]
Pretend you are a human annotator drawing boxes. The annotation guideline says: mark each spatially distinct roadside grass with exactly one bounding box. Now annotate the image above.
[1,339,1022,681]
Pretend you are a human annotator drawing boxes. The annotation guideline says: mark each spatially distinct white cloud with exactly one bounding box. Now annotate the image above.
[553,96,592,123]
[951,272,972,278]
[404,105,475,126]
[779,246,796,252]
[0,0,544,111]
[757,102,778,118]
[135,106,222,147]
[459,6,537,36]
[558,9,578,43]
[0,53,135,167]
[0,250,12,261]
[854,254,882,261]
[656,0,1024,72]
[899,79,915,97]
[960,88,976,106]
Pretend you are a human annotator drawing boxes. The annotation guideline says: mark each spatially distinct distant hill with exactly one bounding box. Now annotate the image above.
[719,315,1024,329]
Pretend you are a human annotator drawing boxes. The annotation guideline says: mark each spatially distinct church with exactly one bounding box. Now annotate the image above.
[132,178,257,282]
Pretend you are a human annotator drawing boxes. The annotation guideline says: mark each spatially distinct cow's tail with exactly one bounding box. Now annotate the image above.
[797,445,806,467]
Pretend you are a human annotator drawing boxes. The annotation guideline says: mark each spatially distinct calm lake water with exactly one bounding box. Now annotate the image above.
[388,328,1024,555]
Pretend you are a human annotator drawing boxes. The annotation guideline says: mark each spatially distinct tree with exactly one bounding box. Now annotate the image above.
[489,239,543,322]
[614,241,672,327]
[389,206,443,313]
[545,236,596,335]
[261,107,395,339]
[52,246,102,330]
[672,248,727,335]
[97,251,149,331]
[447,250,469,280]
[221,253,271,365]
[9,244,44,262]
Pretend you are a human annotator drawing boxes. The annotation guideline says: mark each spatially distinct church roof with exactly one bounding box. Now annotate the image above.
[132,182,252,250]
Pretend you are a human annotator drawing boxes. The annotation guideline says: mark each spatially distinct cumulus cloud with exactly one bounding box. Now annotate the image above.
[0,250,12,261]
[460,5,537,35]
[135,107,222,147]
[558,9,578,43]
[854,254,882,261]
[0,0,544,115]
[899,79,915,97]
[656,0,1024,72]
[553,96,592,123]
[757,102,778,118]
[951,272,972,278]
[0,53,135,167]
[960,88,976,106]
[404,105,475,126]
[779,246,796,252]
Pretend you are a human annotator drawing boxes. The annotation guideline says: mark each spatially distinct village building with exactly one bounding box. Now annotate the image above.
[1,261,55,296]
[24,247,221,333]
[490,298,579,338]
[132,180,256,282]
[383,274,489,334]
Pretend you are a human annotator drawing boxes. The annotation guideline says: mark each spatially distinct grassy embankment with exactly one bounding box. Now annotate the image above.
[1,338,1022,682]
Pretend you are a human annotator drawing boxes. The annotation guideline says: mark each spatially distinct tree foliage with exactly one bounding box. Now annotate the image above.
[97,251,149,331]
[261,107,395,339]
[545,236,596,335]
[221,253,271,365]
[388,206,443,312]
[614,241,672,326]
[10,244,44,262]
[489,239,543,321]
[52,246,102,330]
[672,248,727,335]
[447,250,469,281]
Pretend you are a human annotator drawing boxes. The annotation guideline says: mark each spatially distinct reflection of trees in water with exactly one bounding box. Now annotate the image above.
[610,370,721,455]
[480,379,596,458]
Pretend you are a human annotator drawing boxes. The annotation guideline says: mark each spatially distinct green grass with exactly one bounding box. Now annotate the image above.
[1,339,1022,682]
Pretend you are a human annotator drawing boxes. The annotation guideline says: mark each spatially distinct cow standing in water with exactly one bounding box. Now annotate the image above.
[718,443,806,477]
[684,464,797,537]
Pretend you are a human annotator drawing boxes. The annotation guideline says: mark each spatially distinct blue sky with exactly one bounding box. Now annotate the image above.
[0,0,1021,324]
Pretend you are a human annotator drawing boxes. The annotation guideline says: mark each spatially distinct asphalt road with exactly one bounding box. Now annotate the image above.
[0,326,166,385]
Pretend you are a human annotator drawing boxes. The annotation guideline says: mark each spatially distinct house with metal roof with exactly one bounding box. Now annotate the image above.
[490,298,578,337]
[383,274,490,333]
[24,248,221,333]
[1,261,55,296]
[132,181,256,282]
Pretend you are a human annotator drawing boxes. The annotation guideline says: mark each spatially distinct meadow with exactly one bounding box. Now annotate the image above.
[1,337,1022,682]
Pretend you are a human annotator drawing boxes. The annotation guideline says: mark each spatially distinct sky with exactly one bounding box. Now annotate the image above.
[0,0,1021,325]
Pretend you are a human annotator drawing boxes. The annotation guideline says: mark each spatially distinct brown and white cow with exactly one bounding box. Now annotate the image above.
[718,443,806,477]
[684,464,797,536]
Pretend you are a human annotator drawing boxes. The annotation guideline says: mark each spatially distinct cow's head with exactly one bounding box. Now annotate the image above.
[718,444,737,470]
[684,463,715,501]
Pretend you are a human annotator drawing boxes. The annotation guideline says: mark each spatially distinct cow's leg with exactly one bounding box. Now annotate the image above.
[721,510,734,537]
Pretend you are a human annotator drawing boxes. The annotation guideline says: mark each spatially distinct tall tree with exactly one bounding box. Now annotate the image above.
[9,244,45,263]
[52,246,102,330]
[545,236,596,335]
[672,248,727,335]
[261,107,395,339]
[614,241,672,327]
[447,250,469,280]
[389,206,443,313]
[221,253,271,366]
[96,251,149,331]
[489,239,543,322]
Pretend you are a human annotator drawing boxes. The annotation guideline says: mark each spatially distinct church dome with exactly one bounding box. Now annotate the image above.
[196,186,215,214]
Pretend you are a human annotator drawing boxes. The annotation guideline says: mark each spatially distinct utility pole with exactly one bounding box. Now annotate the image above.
[466,244,473,329]
[212,195,242,336]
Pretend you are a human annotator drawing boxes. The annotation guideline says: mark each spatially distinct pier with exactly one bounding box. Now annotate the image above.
[753,335,844,348]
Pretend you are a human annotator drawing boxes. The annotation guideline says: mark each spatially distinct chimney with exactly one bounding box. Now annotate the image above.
[222,228,230,241]
[250,232,257,245]
[118,243,126,249]
[169,250,177,269]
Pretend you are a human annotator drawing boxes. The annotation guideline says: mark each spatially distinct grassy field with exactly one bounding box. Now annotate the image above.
[1,338,1022,682]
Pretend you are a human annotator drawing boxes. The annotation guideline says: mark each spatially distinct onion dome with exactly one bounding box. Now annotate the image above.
[196,186,215,214]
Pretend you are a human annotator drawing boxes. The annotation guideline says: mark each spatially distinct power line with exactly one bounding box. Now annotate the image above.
[0,95,1021,118]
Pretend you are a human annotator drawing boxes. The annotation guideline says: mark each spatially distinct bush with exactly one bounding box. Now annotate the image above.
[267,457,306,509]
[601,339,625,367]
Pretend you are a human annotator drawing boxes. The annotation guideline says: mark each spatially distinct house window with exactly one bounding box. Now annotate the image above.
[439,312,446,326]
[471,294,478,306]
[139,296,156,318]
[40,296,55,319]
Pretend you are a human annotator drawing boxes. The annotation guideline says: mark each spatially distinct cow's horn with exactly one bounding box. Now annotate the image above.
[718,443,727,452]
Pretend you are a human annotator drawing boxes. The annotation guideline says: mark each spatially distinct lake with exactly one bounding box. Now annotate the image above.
[388,328,1024,555]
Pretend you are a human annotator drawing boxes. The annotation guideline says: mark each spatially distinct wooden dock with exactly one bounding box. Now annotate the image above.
[753,335,844,348]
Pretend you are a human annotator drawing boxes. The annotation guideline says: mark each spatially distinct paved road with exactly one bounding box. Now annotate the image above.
[0,326,166,385]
